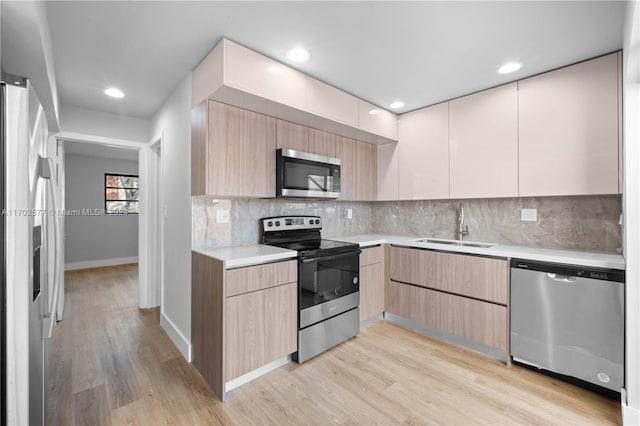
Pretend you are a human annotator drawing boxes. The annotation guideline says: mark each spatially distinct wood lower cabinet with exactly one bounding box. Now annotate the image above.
[191,254,297,399]
[225,283,297,381]
[389,246,508,304]
[359,246,385,321]
[387,246,509,355]
[386,280,507,351]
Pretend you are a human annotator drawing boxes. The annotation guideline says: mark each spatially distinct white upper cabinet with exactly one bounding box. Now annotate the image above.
[518,53,620,197]
[359,100,399,141]
[449,83,519,199]
[192,38,397,144]
[398,102,450,200]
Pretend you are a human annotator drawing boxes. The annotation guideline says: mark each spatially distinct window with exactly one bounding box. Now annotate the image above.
[105,173,139,214]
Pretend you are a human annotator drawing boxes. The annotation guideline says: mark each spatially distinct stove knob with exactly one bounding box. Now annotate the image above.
[267,221,273,227]
[315,220,320,225]
[309,219,313,225]
[275,221,281,227]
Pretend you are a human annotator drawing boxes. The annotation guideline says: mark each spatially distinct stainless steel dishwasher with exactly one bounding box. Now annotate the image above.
[511,259,624,392]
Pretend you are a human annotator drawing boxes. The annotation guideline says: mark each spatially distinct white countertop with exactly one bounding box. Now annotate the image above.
[193,244,297,269]
[334,234,626,270]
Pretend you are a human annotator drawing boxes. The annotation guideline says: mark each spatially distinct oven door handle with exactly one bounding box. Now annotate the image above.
[300,250,361,264]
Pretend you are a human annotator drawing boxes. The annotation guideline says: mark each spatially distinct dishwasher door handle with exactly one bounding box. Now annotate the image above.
[546,273,577,283]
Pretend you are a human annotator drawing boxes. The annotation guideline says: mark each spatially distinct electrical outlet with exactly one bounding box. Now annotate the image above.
[347,208,353,219]
[216,210,230,224]
[521,208,538,222]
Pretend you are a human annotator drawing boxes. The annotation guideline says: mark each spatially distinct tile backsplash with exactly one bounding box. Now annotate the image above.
[193,195,622,253]
[373,195,622,252]
[192,198,373,249]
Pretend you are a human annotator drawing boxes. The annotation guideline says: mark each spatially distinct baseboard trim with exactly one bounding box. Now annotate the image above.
[623,400,640,425]
[224,355,291,393]
[65,256,139,271]
[160,312,192,361]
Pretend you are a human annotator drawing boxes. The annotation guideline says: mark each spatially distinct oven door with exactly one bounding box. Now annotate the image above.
[298,250,360,327]
[276,149,341,199]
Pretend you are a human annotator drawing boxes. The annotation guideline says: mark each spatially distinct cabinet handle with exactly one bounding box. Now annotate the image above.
[546,273,577,283]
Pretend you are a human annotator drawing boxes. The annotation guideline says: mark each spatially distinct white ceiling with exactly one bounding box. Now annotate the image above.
[64,140,139,161]
[43,1,626,119]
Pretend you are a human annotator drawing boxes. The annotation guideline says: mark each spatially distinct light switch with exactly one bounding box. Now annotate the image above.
[521,208,538,222]
[216,210,230,224]
[347,208,353,219]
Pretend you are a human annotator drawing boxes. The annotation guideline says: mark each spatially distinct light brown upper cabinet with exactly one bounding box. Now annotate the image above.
[192,100,276,197]
[308,128,337,158]
[276,120,309,152]
[449,83,519,199]
[518,52,620,196]
[377,142,399,201]
[398,102,450,200]
[336,137,377,201]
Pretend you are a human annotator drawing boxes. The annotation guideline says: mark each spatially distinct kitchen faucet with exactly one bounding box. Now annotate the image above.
[457,203,469,241]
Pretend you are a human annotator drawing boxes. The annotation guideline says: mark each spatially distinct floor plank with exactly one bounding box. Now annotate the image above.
[48,264,621,425]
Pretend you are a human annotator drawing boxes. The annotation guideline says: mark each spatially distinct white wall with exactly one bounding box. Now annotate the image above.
[64,153,139,268]
[150,75,192,359]
[623,1,640,424]
[59,103,150,143]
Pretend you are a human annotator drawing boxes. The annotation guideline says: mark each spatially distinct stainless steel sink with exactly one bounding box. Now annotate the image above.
[411,238,495,248]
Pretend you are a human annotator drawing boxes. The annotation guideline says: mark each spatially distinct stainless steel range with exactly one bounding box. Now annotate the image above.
[261,216,361,363]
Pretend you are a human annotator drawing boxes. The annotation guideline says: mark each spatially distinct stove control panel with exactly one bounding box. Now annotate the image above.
[262,216,322,232]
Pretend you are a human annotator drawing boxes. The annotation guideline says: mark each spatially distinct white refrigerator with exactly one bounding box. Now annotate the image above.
[3,74,64,425]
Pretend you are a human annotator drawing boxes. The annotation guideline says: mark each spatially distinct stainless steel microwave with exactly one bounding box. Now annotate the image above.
[276,149,341,199]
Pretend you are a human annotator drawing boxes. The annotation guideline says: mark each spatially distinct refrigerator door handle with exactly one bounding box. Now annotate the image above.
[40,157,61,339]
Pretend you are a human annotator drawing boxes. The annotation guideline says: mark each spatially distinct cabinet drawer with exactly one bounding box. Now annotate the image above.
[224,282,297,381]
[226,260,297,297]
[389,247,508,304]
[360,245,384,266]
[387,281,507,350]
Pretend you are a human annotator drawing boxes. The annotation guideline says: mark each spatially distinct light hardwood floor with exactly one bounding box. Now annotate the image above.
[49,264,621,425]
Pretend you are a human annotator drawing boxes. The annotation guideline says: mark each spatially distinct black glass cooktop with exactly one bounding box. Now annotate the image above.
[268,238,359,257]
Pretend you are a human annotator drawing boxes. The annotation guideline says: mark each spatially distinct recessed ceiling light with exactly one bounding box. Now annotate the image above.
[104,87,124,98]
[286,47,311,63]
[497,62,522,74]
[369,109,381,115]
[389,101,405,109]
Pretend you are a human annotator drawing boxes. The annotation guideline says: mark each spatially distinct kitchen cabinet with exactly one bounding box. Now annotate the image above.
[518,52,620,196]
[387,246,509,355]
[377,143,399,201]
[308,128,337,158]
[192,100,276,197]
[398,102,449,200]
[191,254,297,399]
[387,280,507,350]
[449,83,519,199]
[336,137,377,201]
[359,246,385,322]
[192,38,397,144]
[225,283,297,381]
[389,247,507,304]
[276,120,309,152]
[358,99,399,141]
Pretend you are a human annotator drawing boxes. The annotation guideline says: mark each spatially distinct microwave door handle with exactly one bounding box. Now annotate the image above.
[300,250,362,264]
